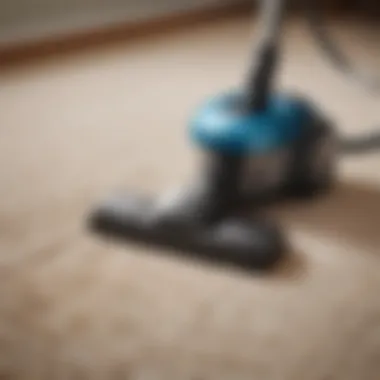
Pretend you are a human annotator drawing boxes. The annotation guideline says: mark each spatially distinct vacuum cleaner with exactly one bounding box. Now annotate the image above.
[89,0,380,271]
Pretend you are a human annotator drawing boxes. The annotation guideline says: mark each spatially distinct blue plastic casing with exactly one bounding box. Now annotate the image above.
[189,91,315,155]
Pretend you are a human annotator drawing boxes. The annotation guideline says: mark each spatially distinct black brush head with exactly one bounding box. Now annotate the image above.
[89,192,287,272]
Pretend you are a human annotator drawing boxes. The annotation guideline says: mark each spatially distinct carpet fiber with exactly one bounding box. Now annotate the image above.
[0,15,380,380]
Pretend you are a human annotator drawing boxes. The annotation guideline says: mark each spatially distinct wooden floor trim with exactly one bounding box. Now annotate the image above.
[0,2,252,68]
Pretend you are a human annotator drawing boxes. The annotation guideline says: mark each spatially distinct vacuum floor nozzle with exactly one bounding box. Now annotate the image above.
[89,192,287,271]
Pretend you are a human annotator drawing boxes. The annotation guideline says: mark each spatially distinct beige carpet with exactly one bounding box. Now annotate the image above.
[0,14,380,380]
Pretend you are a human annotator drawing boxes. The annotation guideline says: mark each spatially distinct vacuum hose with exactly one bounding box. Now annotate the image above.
[246,0,287,111]
[305,0,380,96]
[306,0,380,155]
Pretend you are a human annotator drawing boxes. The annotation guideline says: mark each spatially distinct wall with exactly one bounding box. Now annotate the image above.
[0,0,243,46]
